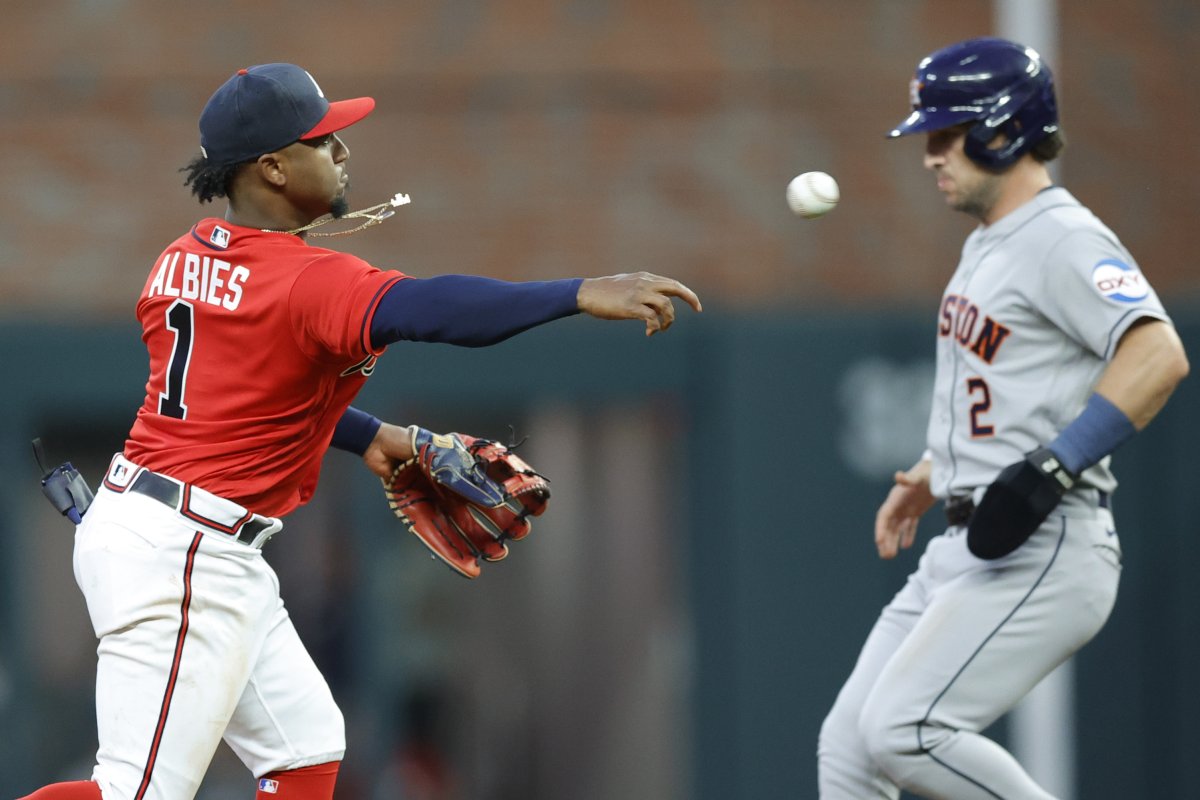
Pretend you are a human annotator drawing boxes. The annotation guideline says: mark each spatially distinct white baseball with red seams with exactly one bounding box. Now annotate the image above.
[786,171,840,218]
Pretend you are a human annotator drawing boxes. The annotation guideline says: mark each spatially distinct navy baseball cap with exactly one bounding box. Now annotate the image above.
[199,63,375,167]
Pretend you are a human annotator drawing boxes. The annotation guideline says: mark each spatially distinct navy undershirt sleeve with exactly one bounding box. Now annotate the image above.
[330,406,382,456]
[369,275,583,349]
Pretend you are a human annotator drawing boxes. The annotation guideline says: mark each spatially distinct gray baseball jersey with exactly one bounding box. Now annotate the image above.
[927,186,1170,501]
[819,186,1161,799]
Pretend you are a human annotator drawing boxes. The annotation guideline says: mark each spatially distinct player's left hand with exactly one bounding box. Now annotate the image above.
[967,447,1077,559]
[577,272,703,336]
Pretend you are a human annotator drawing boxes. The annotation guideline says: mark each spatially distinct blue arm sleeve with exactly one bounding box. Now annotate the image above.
[370,275,583,348]
[1048,393,1137,475]
[330,406,382,456]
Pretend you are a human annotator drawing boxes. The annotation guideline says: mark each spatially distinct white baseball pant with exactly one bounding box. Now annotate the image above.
[71,455,345,800]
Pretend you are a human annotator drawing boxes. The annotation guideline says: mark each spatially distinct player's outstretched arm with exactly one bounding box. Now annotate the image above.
[875,457,935,560]
[577,272,703,337]
[370,272,700,348]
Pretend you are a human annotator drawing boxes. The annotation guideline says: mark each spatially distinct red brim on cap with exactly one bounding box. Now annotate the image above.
[302,96,376,139]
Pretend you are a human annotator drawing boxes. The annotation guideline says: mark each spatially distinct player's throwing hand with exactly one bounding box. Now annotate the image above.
[577,272,703,336]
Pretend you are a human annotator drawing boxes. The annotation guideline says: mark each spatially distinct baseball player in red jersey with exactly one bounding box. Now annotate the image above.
[20,63,701,800]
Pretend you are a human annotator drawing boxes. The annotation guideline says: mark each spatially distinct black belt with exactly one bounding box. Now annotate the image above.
[944,490,1110,527]
[128,470,272,546]
[944,496,976,526]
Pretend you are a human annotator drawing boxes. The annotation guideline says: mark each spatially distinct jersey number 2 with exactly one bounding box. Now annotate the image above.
[966,377,994,437]
[159,300,194,419]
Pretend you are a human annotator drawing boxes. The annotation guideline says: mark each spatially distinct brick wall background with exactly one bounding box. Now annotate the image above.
[1,0,1196,317]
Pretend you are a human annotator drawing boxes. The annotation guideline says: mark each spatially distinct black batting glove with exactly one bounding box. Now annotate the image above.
[967,447,1078,560]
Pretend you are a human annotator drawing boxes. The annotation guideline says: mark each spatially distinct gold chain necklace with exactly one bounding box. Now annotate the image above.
[263,193,412,237]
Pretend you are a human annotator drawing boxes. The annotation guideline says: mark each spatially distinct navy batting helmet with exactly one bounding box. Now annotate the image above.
[887,37,1059,171]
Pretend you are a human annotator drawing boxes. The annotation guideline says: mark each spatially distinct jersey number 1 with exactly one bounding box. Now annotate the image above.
[159,300,194,419]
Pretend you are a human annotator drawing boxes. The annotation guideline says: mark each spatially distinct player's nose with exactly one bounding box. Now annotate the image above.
[923,135,948,168]
[332,133,350,163]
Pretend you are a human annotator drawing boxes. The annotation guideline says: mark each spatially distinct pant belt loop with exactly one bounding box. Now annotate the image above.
[124,468,273,548]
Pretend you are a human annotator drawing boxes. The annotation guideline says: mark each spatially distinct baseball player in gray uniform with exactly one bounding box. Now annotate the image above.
[817,38,1189,799]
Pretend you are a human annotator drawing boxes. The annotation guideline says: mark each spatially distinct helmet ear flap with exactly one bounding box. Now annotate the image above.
[962,80,1043,171]
[964,116,1026,171]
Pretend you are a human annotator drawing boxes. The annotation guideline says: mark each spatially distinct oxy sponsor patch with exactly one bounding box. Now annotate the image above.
[1092,259,1149,303]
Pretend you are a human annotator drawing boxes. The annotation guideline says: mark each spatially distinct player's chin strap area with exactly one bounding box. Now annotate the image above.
[282,192,412,237]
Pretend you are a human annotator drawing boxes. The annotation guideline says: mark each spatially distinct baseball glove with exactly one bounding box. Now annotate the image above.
[383,427,551,578]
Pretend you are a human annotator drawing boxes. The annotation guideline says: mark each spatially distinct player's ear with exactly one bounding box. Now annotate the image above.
[254,152,288,188]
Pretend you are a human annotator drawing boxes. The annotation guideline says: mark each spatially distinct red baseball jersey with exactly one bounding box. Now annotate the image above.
[124,218,406,516]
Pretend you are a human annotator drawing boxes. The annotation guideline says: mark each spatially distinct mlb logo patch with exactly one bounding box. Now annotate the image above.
[210,225,231,248]
[258,778,279,794]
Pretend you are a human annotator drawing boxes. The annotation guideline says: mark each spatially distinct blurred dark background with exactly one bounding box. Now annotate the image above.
[2,1,1198,798]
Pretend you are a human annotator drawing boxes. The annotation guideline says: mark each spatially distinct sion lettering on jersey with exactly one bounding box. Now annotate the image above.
[939,293,1011,364]
[147,250,249,310]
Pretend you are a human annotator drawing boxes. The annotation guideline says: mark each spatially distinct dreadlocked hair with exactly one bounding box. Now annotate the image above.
[180,154,244,204]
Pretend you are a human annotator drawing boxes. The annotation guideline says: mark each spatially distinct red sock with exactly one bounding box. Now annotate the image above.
[18,781,103,799]
[256,761,341,800]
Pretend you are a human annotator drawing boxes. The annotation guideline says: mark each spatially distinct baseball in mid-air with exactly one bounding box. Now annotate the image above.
[786,171,840,218]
